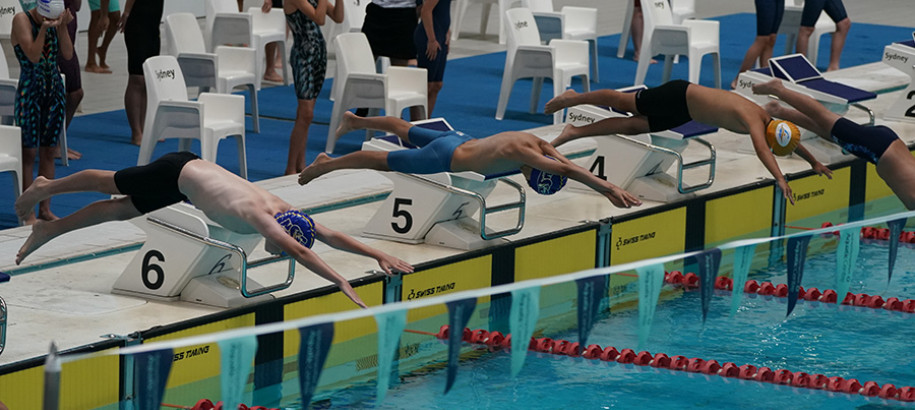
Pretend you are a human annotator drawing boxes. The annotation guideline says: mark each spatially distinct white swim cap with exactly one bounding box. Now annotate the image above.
[36,0,64,19]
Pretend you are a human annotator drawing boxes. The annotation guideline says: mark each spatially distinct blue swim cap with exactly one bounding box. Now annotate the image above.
[274,210,316,249]
[528,156,567,195]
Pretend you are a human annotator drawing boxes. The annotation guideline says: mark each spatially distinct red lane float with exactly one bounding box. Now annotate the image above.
[431,325,915,402]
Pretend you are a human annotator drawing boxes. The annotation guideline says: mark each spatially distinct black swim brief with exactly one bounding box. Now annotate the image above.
[114,151,200,214]
[634,79,693,132]
[830,118,898,165]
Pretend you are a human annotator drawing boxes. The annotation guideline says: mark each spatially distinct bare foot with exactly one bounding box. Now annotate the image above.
[130,136,142,146]
[730,78,738,90]
[54,148,82,160]
[263,70,283,82]
[15,176,49,221]
[751,79,784,96]
[633,55,658,64]
[550,124,578,148]
[544,89,579,115]
[37,209,58,221]
[85,63,112,74]
[335,111,360,138]
[298,153,332,185]
[16,220,54,265]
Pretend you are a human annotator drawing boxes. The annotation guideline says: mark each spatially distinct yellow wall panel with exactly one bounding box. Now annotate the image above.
[283,282,383,358]
[402,256,491,323]
[515,230,596,282]
[865,162,895,203]
[147,314,255,388]
[705,188,773,244]
[611,207,686,265]
[60,351,120,410]
[785,167,850,223]
[0,366,43,408]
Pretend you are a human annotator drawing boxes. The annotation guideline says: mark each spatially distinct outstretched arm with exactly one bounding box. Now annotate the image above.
[794,143,833,179]
[314,223,414,276]
[747,120,795,205]
[251,214,369,308]
[528,143,643,208]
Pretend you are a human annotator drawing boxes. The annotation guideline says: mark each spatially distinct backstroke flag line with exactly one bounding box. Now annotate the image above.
[786,235,812,317]
[134,349,173,410]
[637,263,665,350]
[730,243,756,316]
[695,248,722,323]
[218,335,258,410]
[298,323,334,407]
[887,218,906,285]
[374,309,407,402]
[576,276,606,347]
[445,298,477,394]
[835,225,860,301]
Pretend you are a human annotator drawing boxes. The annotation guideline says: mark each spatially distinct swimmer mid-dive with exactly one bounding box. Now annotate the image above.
[14,152,414,308]
[298,112,643,208]
[753,79,915,210]
[544,80,834,204]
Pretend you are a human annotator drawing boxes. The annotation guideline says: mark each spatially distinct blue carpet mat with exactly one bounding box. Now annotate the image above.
[0,13,911,229]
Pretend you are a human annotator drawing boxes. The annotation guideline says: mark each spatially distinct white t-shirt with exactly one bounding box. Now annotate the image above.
[371,0,417,9]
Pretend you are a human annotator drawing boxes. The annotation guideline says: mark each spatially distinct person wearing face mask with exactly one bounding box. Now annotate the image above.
[10,0,74,224]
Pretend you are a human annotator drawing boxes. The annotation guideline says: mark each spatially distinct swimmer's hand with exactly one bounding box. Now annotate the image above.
[779,179,795,206]
[605,186,643,209]
[377,255,414,276]
[811,162,833,179]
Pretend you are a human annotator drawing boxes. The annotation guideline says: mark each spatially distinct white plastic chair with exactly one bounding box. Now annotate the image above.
[140,56,248,179]
[326,32,428,154]
[778,0,837,67]
[670,0,696,25]
[451,0,516,44]
[165,13,261,134]
[248,7,290,89]
[206,0,254,52]
[522,0,599,82]
[634,0,721,88]
[0,0,20,42]
[0,125,22,216]
[496,8,590,124]
[322,0,368,58]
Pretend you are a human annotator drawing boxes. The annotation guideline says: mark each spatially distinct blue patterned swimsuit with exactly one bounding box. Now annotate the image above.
[14,11,65,148]
[286,5,327,100]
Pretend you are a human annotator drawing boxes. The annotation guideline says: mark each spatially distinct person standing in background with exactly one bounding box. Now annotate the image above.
[12,1,74,223]
[732,0,784,89]
[360,0,421,120]
[118,0,164,146]
[84,0,121,74]
[283,0,343,174]
[57,0,83,159]
[413,0,448,115]
[797,0,850,71]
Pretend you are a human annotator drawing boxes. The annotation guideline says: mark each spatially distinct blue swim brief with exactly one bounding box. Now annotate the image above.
[830,118,898,165]
[386,127,474,174]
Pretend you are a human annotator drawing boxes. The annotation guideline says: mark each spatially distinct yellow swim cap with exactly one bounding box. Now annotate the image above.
[766,120,800,156]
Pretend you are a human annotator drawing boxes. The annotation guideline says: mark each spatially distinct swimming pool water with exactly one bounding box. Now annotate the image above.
[311,238,915,408]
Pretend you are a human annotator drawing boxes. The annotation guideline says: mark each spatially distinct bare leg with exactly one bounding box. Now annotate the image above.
[20,147,37,223]
[298,151,391,185]
[551,116,651,147]
[61,88,84,160]
[630,7,655,63]
[124,75,146,145]
[36,147,57,221]
[733,35,776,89]
[827,18,850,71]
[15,170,119,220]
[97,11,121,71]
[85,10,104,72]
[263,42,283,82]
[752,79,840,137]
[876,140,915,210]
[17,197,141,264]
[427,81,443,117]
[336,111,414,141]
[796,26,814,59]
[759,34,777,66]
[545,89,638,115]
[287,98,315,175]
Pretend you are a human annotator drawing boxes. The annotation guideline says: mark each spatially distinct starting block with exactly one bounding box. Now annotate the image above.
[112,202,295,308]
[361,118,526,251]
[735,53,878,163]
[563,85,717,203]
[882,35,915,123]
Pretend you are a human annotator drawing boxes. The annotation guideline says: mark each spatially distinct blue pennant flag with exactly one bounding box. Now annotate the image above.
[637,263,665,350]
[730,243,756,316]
[374,309,407,403]
[445,298,477,394]
[510,286,540,378]
[298,323,335,407]
[887,218,907,285]
[835,225,860,301]
[694,248,722,323]
[219,336,258,410]
[134,349,173,410]
[786,235,812,317]
[575,276,606,347]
